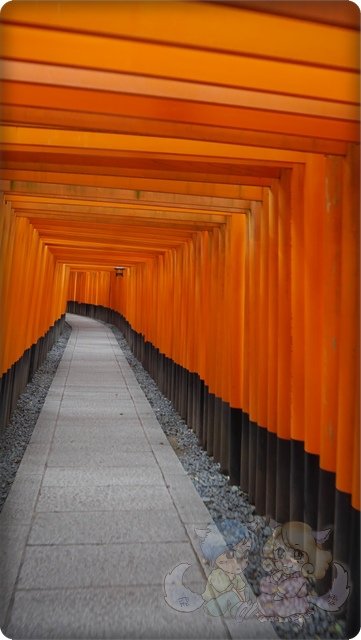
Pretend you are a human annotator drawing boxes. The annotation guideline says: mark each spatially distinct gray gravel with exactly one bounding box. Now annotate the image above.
[0,322,72,511]
[111,325,346,640]
[0,317,345,639]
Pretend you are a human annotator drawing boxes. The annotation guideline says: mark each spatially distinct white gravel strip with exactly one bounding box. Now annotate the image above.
[0,322,72,512]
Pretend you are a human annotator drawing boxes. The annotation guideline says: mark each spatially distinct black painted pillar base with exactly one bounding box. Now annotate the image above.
[304,452,319,529]
[248,420,258,504]
[255,426,267,515]
[275,437,291,523]
[229,408,242,485]
[265,431,277,518]
[213,396,222,463]
[206,392,215,457]
[220,402,230,474]
[290,440,305,521]
[347,507,360,638]
[240,412,250,493]
[0,314,66,432]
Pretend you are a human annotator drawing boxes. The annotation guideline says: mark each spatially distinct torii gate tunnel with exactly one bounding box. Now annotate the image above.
[0,1,359,635]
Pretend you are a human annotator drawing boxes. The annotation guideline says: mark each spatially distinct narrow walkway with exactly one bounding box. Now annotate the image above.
[1,314,276,639]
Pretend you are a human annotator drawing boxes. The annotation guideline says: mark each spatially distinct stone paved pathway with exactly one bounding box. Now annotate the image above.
[1,314,277,639]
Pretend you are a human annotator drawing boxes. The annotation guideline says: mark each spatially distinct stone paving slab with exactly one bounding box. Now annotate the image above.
[27,420,57,444]
[66,374,124,387]
[36,484,174,512]
[18,542,204,590]
[51,434,151,449]
[6,585,228,639]
[151,444,188,480]
[0,475,43,524]
[15,443,51,475]
[1,314,276,640]
[59,401,138,414]
[51,424,145,440]
[60,390,130,402]
[46,447,156,467]
[42,466,165,487]
[52,424,147,437]
[0,522,30,626]
[43,386,64,398]
[139,415,165,430]
[143,429,170,446]
[52,407,138,421]
[28,510,188,545]
[166,474,215,525]
[60,385,131,394]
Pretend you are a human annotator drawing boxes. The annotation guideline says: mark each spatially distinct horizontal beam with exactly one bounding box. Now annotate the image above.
[51,245,166,255]
[8,195,234,220]
[3,2,357,70]
[2,180,257,209]
[1,126,309,163]
[2,66,358,123]
[1,24,358,103]
[56,257,157,266]
[1,166,278,200]
[1,105,351,154]
[23,218,198,234]
[0,169,273,194]
[33,221,201,241]
[65,259,154,268]
[43,239,189,253]
[18,211,226,231]
[235,1,360,29]
[1,155,282,178]
[38,229,194,244]
[45,237,187,251]
[51,251,166,263]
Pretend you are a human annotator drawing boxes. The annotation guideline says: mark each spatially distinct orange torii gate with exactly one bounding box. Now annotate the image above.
[0,1,359,634]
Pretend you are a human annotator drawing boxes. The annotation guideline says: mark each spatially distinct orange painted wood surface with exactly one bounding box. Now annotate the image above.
[3,2,358,71]
[0,1,359,509]
[0,196,69,375]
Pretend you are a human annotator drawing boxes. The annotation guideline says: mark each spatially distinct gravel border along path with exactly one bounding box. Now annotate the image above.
[0,322,72,512]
